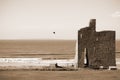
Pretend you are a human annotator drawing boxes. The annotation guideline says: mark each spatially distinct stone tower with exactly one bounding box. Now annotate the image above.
[78,19,116,69]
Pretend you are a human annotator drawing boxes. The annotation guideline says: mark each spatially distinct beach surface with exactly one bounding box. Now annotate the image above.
[0,40,120,80]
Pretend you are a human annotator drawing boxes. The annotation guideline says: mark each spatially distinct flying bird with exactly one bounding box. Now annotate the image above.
[53,32,55,34]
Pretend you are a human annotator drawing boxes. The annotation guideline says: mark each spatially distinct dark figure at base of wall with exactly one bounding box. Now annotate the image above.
[55,63,63,68]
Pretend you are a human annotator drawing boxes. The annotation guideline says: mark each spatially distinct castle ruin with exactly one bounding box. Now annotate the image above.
[78,19,116,69]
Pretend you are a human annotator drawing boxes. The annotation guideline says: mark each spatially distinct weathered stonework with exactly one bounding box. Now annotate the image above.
[78,19,116,69]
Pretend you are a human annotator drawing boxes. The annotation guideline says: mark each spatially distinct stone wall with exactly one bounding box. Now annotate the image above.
[78,19,116,69]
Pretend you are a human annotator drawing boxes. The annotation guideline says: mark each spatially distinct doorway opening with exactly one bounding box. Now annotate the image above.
[84,48,89,67]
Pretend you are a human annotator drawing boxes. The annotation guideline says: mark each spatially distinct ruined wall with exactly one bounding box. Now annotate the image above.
[78,19,96,68]
[88,31,116,68]
[78,19,116,69]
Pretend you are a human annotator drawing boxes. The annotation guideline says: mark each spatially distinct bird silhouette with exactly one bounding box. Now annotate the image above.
[53,32,55,34]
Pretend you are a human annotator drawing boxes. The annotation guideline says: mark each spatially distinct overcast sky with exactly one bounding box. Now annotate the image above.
[0,0,120,40]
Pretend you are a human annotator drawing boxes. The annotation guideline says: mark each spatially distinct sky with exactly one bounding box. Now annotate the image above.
[0,0,120,40]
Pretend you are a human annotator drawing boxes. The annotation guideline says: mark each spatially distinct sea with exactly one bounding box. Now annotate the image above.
[0,40,76,59]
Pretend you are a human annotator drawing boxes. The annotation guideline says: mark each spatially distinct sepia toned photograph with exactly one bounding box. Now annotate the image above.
[0,0,120,80]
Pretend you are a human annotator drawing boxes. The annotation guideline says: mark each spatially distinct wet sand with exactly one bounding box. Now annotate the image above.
[0,69,120,80]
